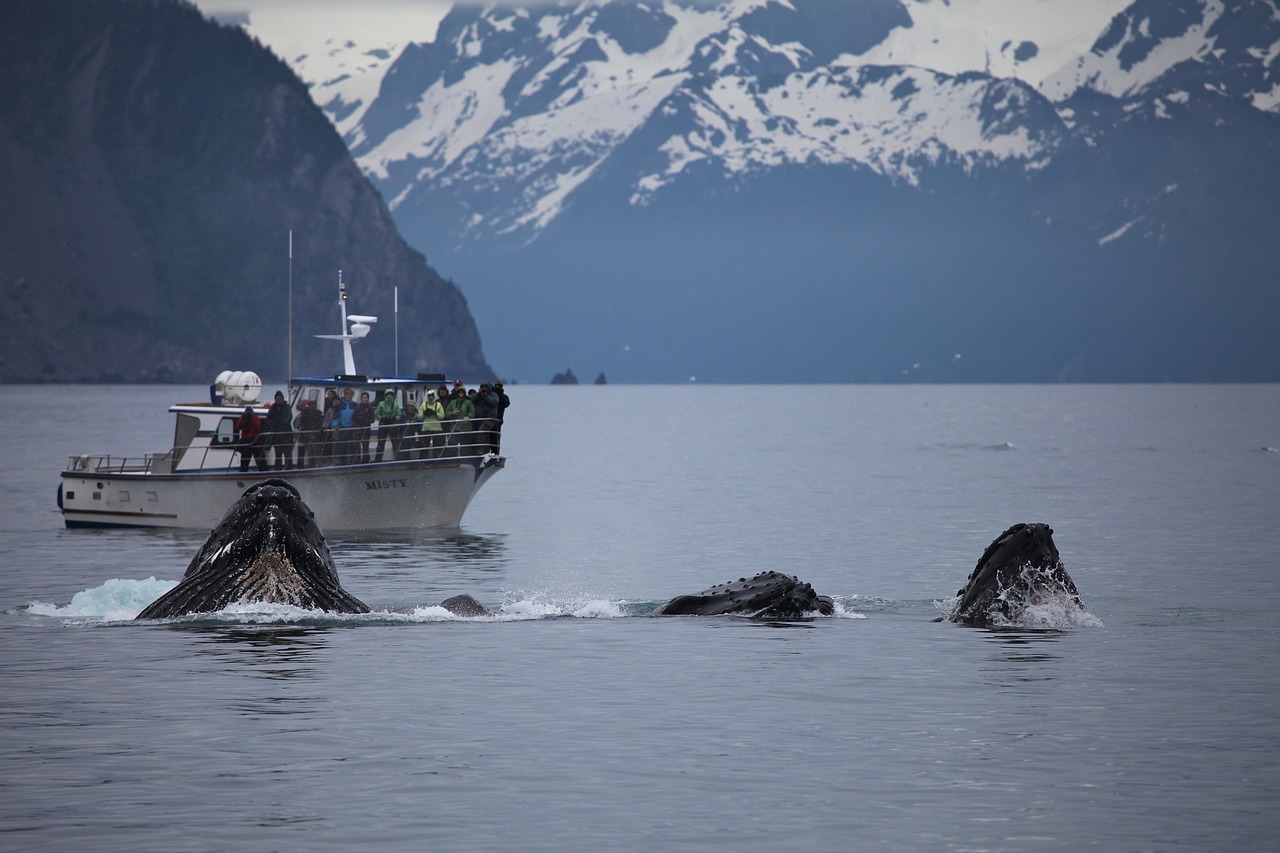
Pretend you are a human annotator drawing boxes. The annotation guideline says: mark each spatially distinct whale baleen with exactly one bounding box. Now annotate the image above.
[136,479,369,619]
[653,570,835,619]
[942,522,1085,627]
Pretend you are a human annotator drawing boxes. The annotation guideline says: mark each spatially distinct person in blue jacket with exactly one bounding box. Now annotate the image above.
[332,387,358,464]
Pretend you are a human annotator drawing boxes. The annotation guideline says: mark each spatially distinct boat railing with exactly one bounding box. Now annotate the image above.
[65,453,159,475]
[64,421,504,475]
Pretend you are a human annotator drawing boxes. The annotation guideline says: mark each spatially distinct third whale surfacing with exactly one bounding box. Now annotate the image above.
[941,522,1086,627]
[652,571,835,619]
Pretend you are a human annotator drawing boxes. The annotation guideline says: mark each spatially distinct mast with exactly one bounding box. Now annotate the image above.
[315,270,377,375]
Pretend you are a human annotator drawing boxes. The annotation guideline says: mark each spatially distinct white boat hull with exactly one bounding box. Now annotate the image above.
[59,456,504,531]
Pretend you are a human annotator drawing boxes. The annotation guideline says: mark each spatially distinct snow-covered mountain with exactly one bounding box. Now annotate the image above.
[315,0,1276,244]
[230,0,1280,382]
[349,0,1117,244]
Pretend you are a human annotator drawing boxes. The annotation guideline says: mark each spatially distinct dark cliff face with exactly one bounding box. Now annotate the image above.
[0,0,494,383]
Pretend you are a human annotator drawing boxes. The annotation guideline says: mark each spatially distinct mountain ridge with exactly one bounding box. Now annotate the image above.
[0,0,493,383]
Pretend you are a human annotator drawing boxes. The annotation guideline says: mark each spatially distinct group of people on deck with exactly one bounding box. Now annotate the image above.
[233,381,509,472]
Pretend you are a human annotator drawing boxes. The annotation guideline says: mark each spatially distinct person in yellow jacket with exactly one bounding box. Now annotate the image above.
[417,390,445,458]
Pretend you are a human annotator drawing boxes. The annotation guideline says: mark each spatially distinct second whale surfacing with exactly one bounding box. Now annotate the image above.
[652,571,835,619]
[136,479,369,620]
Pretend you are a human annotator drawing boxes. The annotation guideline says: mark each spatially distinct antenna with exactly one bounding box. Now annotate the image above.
[394,285,400,376]
[315,270,378,374]
[287,230,293,391]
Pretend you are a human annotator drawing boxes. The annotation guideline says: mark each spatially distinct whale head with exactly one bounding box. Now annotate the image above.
[654,571,835,619]
[136,479,369,619]
[945,523,1084,627]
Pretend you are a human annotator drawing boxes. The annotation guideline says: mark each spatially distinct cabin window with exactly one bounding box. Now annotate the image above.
[214,418,238,446]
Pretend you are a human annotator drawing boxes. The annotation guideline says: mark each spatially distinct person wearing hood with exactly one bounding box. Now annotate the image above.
[294,400,325,468]
[443,385,475,456]
[234,406,267,473]
[418,390,445,458]
[374,389,403,462]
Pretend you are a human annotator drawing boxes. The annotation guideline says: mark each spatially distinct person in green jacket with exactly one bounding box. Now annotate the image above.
[374,389,402,462]
[444,385,476,456]
[418,390,446,458]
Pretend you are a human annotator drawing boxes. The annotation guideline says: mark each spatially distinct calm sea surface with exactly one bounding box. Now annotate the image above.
[2,384,1278,851]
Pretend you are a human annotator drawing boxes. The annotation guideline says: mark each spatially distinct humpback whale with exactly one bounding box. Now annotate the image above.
[653,571,835,619]
[941,523,1085,627]
[136,480,369,619]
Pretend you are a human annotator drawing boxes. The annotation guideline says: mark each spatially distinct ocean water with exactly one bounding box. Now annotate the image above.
[2,383,1278,851]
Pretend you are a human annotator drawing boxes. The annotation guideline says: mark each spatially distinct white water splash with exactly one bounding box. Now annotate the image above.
[26,577,178,623]
[25,581,864,625]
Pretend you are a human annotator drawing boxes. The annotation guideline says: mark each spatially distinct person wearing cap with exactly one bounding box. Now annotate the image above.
[233,405,267,473]
[418,390,446,458]
[263,390,294,470]
[374,389,403,462]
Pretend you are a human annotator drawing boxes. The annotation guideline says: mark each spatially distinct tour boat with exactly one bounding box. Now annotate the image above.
[57,286,504,530]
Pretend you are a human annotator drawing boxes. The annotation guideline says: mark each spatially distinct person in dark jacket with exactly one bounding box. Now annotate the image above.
[494,382,510,423]
[492,381,510,453]
[473,383,500,454]
[294,400,326,467]
[234,406,267,473]
[263,390,294,470]
[353,391,375,464]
